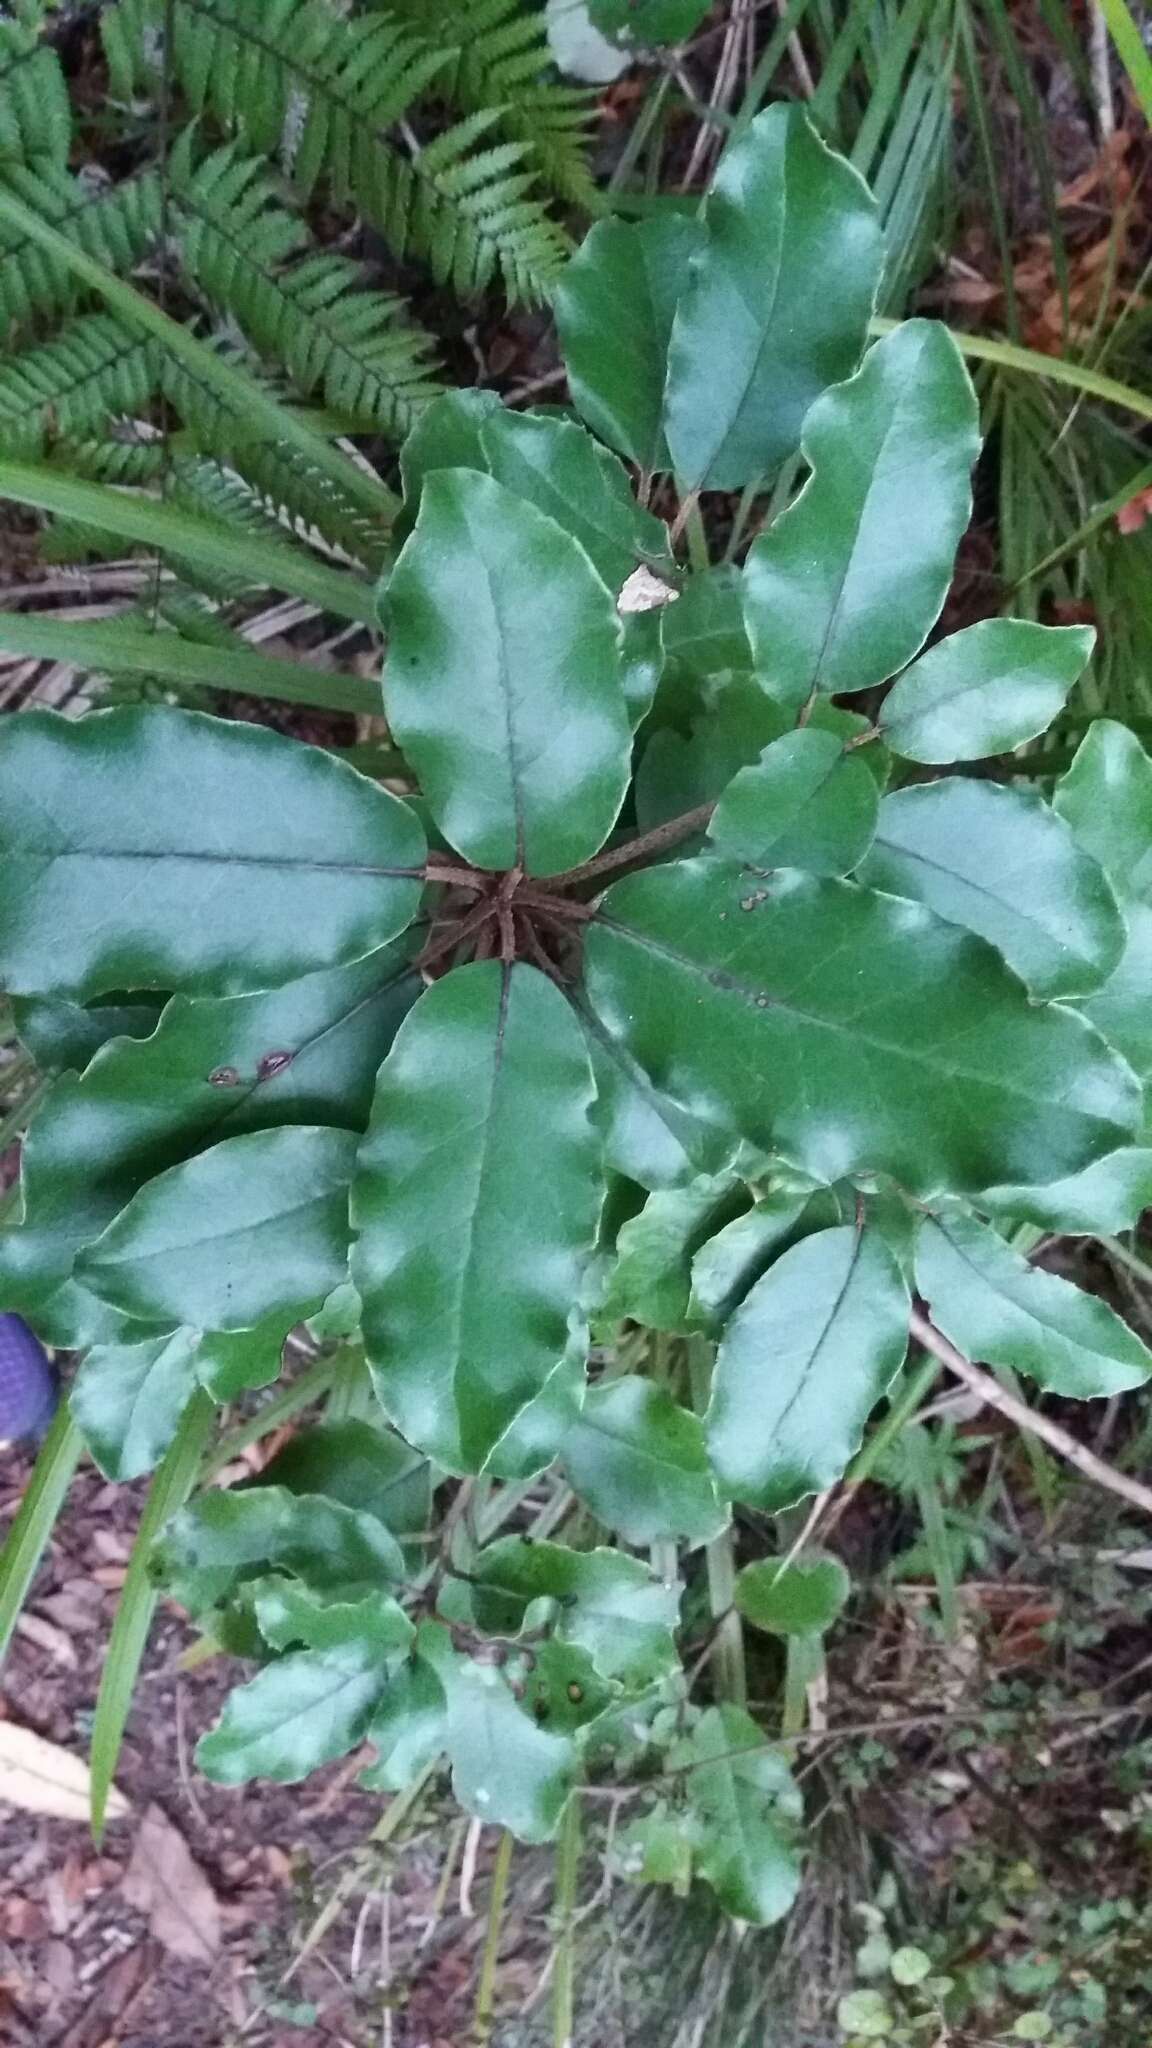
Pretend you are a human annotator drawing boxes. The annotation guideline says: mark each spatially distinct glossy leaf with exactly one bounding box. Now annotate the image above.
[157,1485,406,1615]
[879,620,1094,763]
[601,1174,744,1331]
[591,0,710,39]
[638,673,880,832]
[70,1330,201,1482]
[12,993,164,1074]
[198,1643,388,1785]
[193,1316,294,1402]
[353,963,600,1472]
[664,106,883,490]
[553,215,703,470]
[583,1007,737,1191]
[401,391,671,591]
[707,729,880,877]
[471,1538,681,1689]
[0,709,424,1000]
[860,781,1125,1000]
[561,1375,726,1546]
[743,323,978,705]
[520,1641,615,1735]
[1075,905,1152,1079]
[689,1192,819,1326]
[675,1705,803,1924]
[252,1580,413,1656]
[916,1210,1152,1399]
[78,1126,356,1332]
[444,1656,575,1843]
[708,1226,909,1509]
[1053,719,1152,902]
[735,1553,851,1637]
[0,947,418,1319]
[978,1148,1152,1235]
[384,471,629,874]
[257,1422,430,1542]
[585,859,1139,1197]
[360,1646,448,1793]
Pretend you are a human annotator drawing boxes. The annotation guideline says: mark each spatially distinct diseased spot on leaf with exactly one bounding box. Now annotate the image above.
[566,1682,584,1703]
[208,1066,241,1088]
[257,1050,294,1081]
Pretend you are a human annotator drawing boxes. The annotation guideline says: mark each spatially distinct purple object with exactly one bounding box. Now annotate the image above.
[0,1313,58,1445]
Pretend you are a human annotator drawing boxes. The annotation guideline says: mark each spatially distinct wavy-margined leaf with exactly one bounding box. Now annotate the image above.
[197,1642,389,1785]
[257,1421,430,1543]
[584,859,1140,1197]
[0,709,424,1000]
[708,1226,909,1510]
[553,214,703,471]
[561,1375,725,1546]
[743,323,978,706]
[252,1580,413,1656]
[1054,719,1152,901]
[353,963,600,1472]
[444,1656,575,1843]
[70,1330,202,1482]
[860,781,1124,1000]
[471,1538,680,1689]
[674,1705,803,1925]
[689,1192,822,1325]
[384,472,629,874]
[360,1643,448,1793]
[399,392,671,590]
[78,1126,356,1332]
[0,948,419,1320]
[583,1006,738,1192]
[601,1175,745,1331]
[707,728,880,877]
[879,620,1094,763]
[192,1315,296,1402]
[735,1553,851,1637]
[664,106,883,491]
[157,1485,406,1616]
[1075,906,1152,1079]
[978,1148,1152,1235]
[916,1210,1152,1399]
[12,993,164,1073]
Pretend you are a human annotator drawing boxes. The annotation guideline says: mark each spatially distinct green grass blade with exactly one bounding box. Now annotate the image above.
[0,607,381,715]
[89,1390,216,1840]
[0,459,378,623]
[0,1403,84,1672]
[0,183,398,526]
[870,317,1152,424]
[1098,0,1152,122]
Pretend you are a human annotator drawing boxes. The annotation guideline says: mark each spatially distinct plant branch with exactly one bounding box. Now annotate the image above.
[545,803,717,895]
[908,1308,1152,1520]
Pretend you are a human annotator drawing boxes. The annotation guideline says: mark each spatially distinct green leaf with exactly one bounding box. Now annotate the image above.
[665,107,883,490]
[689,1192,829,1326]
[0,709,424,1000]
[707,729,880,877]
[978,1148,1152,1235]
[879,620,1094,763]
[601,1174,744,1331]
[1074,904,1152,1079]
[520,1640,615,1733]
[638,674,881,833]
[1053,719,1152,902]
[614,1802,695,1892]
[675,1704,802,1924]
[860,781,1125,1000]
[198,1642,388,1785]
[257,1422,430,1542]
[70,1330,202,1482]
[353,963,600,1472]
[400,392,671,591]
[916,1210,1152,1398]
[743,323,978,706]
[360,1646,448,1792]
[0,946,418,1319]
[252,1580,414,1656]
[553,215,703,471]
[561,1375,726,1546]
[590,0,711,40]
[585,858,1139,1196]
[384,471,629,874]
[709,1226,908,1510]
[0,1401,83,1675]
[471,1538,681,1689]
[90,1391,215,1838]
[194,1315,295,1401]
[583,1005,737,1191]
[78,1126,356,1332]
[890,1948,932,1988]
[837,1989,896,2037]
[735,1552,851,1637]
[444,1656,575,1843]
[12,993,164,1073]
[157,1484,405,1616]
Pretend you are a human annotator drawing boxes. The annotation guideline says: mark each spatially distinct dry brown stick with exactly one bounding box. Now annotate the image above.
[908,1307,1152,1521]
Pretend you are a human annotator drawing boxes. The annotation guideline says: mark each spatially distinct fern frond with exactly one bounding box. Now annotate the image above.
[102,0,570,298]
[378,0,596,207]
[0,166,162,337]
[0,315,158,455]
[171,138,442,441]
[49,435,167,486]
[0,20,71,168]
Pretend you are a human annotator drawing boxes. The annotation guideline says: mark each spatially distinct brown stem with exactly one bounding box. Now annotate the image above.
[415,897,495,978]
[424,861,485,892]
[909,1307,1152,1520]
[544,802,717,895]
[515,885,596,922]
